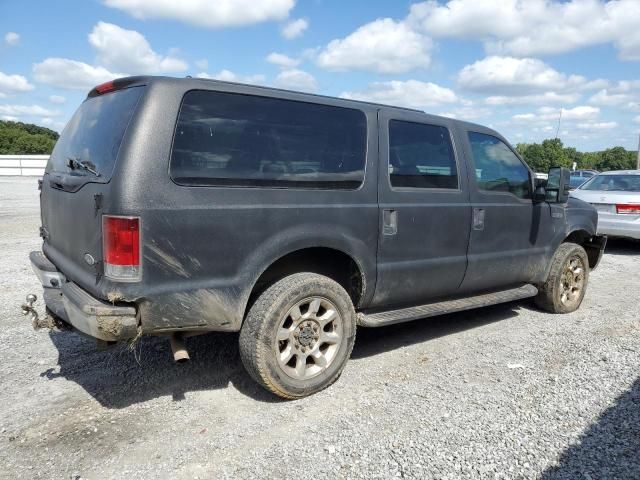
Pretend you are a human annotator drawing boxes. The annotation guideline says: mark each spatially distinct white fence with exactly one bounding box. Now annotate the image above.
[0,155,48,176]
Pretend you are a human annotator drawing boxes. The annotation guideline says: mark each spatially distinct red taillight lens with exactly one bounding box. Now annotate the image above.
[95,80,116,94]
[103,216,140,281]
[616,204,640,214]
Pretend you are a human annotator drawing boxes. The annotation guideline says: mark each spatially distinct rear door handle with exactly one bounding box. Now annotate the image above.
[383,209,397,235]
[473,208,485,231]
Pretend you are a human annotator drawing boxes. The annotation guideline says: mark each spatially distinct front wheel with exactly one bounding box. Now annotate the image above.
[535,242,589,314]
[239,273,356,399]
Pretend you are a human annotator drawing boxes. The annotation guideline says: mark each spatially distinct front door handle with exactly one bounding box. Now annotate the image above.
[383,209,398,235]
[473,208,485,231]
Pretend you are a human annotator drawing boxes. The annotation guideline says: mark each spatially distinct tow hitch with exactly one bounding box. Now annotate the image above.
[21,294,61,330]
[21,294,40,329]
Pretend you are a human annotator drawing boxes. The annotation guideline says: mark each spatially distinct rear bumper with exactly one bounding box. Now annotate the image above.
[30,251,138,341]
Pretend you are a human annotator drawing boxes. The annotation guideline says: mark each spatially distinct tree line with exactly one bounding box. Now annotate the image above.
[0,121,59,155]
[516,138,638,173]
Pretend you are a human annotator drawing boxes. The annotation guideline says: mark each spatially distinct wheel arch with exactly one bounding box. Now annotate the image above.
[242,246,369,321]
[563,229,602,269]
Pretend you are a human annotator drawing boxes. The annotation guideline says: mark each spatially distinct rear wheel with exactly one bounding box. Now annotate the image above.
[239,273,356,399]
[535,242,589,314]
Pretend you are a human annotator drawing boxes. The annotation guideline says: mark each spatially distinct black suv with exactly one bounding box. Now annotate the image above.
[27,76,606,398]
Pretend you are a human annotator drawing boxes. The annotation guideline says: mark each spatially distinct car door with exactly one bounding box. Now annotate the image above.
[371,110,472,308]
[457,126,549,293]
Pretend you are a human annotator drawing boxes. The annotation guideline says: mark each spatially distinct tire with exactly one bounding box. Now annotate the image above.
[535,242,589,314]
[239,272,356,399]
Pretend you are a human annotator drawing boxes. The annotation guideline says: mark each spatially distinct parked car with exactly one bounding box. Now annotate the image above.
[571,170,640,240]
[569,169,599,190]
[26,76,606,398]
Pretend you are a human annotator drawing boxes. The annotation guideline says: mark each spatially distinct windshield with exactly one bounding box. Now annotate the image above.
[580,174,640,192]
[46,86,144,180]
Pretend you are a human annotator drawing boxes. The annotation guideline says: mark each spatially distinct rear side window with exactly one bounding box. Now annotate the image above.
[46,86,144,180]
[467,132,531,199]
[388,120,458,189]
[170,90,367,189]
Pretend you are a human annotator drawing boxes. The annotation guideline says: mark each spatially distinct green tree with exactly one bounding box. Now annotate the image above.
[541,138,571,168]
[0,120,59,155]
[518,138,569,172]
[520,143,548,171]
[595,147,636,171]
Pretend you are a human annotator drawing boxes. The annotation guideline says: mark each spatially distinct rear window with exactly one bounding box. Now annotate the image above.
[581,174,640,192]
[46,86,144,180]
[170,90,367,189]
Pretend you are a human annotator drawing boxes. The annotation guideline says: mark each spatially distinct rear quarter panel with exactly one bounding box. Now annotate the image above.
[111,79,379,332]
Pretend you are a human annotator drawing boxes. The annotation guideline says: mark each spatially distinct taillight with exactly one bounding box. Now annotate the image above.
[616,204,640,214]
[95,80,116,94]
[102,215,141,281]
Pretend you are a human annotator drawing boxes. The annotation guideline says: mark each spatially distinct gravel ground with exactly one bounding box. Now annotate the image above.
[0,176,638,480]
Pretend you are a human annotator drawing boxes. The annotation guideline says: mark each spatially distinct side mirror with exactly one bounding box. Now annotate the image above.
[533,176,547,203]
[545,167,571,204]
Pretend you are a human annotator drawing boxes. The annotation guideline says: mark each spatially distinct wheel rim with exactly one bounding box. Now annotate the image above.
[559,255,586,306]
[274,296,343,380]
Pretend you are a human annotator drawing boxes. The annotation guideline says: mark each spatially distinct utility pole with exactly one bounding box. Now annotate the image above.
[555,108,563,140]
[637,132,640,170]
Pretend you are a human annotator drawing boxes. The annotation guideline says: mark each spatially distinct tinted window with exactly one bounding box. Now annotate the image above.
[581,174,640,192]
[468,132,531,199]
[170,90,367,188]
[388,120,458,189]
[46,86,144,180]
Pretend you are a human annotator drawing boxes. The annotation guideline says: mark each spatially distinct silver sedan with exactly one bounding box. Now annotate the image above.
[570,170,640,240]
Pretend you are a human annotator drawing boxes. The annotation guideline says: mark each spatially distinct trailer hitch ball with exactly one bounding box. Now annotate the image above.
[22,294,40,329]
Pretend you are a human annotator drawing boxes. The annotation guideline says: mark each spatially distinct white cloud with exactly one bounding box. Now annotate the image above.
[540,106,600,121]
[512,113,537,121]
[408,0,640,60]
[634,115,640,124]
[1,115,19,121]
[341,80,458,109]
[194,59,208,70]
[485,92,582,106]
[316,18,431,74]
[281,18,308,39]
[576,121,618,130]
[512,106,600,126]
[458,56,588,96]
[588,82,640,109]
[0,104,61,117]
[103,0,295,28]
[4,32,20,46]
[89,22,188,74]
[439,105,491,120]
[266,52,299,68]
[588,89,635,107]
[196,70,266,85]
[0,72,34,96]
[49,95,66,104]
[40,117,66,131]
[275,69,318,92]
[33,58,123,90]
